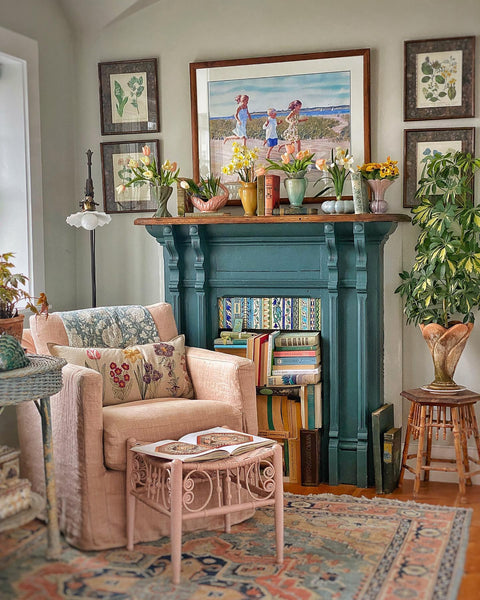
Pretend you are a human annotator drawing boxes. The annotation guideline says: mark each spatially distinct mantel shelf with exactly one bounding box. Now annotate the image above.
[134,213,410,226]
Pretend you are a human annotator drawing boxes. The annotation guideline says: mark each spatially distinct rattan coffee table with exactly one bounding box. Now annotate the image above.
[126,440,284,584]
[0,354,66,559]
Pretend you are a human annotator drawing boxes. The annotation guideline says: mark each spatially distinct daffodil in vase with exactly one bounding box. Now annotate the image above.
[222,142,259,216]
[314,148,355,214]
[266,145,315,206]
[358,157,399,214]
[116,145,180,217]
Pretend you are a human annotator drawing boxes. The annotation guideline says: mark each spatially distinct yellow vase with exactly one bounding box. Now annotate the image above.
[239,181,257,216]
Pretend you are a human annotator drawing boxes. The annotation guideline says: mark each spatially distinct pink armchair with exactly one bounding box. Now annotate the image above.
[17,302,257,550]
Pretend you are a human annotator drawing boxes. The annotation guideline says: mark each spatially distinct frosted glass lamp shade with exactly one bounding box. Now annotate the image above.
[66,211,111,230]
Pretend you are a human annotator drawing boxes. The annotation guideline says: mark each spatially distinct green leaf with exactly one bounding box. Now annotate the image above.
[421,62,433,75]
[435,75,445,84]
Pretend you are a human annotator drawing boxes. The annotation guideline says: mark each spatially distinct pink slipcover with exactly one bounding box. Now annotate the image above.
[17,303,257,550]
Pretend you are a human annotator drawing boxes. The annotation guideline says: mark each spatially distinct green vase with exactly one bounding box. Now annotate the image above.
[151,185,173,218]
[284,172,307,207]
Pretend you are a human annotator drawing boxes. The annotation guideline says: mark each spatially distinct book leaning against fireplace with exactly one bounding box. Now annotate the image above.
[131,427,275,463]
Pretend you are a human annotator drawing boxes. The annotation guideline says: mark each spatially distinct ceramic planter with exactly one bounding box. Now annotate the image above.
[189,183,229,213]
[0,315,25,343]
[420,321,473,390]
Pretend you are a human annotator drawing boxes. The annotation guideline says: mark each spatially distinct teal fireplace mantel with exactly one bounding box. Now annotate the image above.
[136,214,409,487]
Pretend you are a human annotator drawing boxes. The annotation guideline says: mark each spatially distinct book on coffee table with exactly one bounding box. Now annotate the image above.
[132,427,275,462]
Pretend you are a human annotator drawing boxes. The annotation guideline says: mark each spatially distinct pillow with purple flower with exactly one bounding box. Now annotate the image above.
[48,335,193,406]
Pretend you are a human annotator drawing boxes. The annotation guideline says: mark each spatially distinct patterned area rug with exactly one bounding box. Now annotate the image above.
[0,493,471,600]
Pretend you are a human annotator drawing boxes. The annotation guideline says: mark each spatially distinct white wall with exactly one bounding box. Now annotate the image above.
[1,0,480,478]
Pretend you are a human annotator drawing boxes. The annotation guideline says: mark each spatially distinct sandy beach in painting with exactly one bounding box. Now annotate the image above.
[210,114,350,186]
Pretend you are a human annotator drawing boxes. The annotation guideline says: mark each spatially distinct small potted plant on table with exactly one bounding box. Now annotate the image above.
[181,174,229,213]
[395,151,480,390]
[0,252,48,341]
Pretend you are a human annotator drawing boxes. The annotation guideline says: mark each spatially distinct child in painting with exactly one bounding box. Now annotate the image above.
[262,108,282,158]
[223,94,252,146]
[280,99,308,152]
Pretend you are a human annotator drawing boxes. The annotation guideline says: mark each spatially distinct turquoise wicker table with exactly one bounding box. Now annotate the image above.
[0,354,66,559]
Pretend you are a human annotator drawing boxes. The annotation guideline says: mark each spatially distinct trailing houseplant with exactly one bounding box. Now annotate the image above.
[395,150,480,390]
[0,252,49,341]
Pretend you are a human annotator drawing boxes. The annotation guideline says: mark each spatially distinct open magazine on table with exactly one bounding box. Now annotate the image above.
[132,427,275,463]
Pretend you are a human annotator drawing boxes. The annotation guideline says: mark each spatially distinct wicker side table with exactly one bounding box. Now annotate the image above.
[126,441,284,584]
[0,354,66,559]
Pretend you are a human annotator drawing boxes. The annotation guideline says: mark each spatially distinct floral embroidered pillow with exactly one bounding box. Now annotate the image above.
[48,336,193,406]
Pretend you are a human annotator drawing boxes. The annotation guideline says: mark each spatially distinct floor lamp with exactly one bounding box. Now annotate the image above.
[66,150,111,308]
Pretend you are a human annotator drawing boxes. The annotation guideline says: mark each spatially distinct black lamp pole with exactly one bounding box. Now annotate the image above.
[84,149,98,308]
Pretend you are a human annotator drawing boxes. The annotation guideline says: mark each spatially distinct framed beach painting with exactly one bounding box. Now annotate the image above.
[404,37,475,121]
[98,58,159,135]
[403,127,474,208]
[190,49,371,202]
[100,139,160,214]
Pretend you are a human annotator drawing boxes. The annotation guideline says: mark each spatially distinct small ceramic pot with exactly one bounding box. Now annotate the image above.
[190,183,229,212]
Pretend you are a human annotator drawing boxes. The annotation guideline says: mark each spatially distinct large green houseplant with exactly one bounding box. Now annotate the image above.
[395,151,480,390]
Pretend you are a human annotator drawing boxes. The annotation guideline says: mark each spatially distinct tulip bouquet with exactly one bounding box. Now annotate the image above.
[265,145,315,176]
[314,147,355,200]
[358,157,399,180]
[222,142,259,182]
[116,145,180,195]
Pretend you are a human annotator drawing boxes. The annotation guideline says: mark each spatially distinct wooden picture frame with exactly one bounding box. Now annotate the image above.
[100,139,160,214]
[403,127,475,208]
[404,36,475,121]
[98,58,159,135]
[190,49,371,203]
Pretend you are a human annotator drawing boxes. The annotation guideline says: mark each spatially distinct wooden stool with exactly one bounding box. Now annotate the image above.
[399,388,480,498]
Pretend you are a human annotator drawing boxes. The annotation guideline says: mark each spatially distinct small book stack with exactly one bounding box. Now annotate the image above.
[268,331,321,386]
[213,331,257,358]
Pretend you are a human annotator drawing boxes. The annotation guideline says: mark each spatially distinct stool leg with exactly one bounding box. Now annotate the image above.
[399,402,414,486]
[413,405,427,496]
[451,407,467,498]
[459,406,472,486]
[170,460,183,585]
[468,404,480,463]
[273,444,284,564]
[424,407,433,482]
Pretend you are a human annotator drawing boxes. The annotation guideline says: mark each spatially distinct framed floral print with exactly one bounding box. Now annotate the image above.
[190,49,371,202]
[100,139,160,213]
[98,58,159,135]
[404,36,475,121]
[403,127,475,208]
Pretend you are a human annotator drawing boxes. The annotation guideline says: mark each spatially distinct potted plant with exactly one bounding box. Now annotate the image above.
[314,147,355,213]
[358,156,400,214]
[116,144,181,217]
[395,150,480,390]
[265,145,315,207]
[180,174,229,213]
[0,252,49,341]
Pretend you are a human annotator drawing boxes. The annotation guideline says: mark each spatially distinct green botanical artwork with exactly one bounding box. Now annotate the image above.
[113,76,145,118]
[421,56,458,104]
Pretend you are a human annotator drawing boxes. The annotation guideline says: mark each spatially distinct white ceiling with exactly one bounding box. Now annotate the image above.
[57,0,162,33]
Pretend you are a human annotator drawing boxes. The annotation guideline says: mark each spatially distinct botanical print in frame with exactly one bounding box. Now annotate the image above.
[403,127,474,208]
[404,37,475,121]
[190,50,371,202]
[101,140,160,214]
[98,58,159,135]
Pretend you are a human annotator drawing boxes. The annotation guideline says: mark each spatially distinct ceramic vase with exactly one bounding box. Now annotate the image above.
[321,198,354,214]
[420,321,473,390]
[151,185,173,218]
[189,183,229,213]
[351,172,369,214]
[367,179,393,214]
[239,181,257,216]
[284,172,308,207]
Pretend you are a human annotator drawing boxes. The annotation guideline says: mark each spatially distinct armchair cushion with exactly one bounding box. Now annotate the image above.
[103,398,244,470]
[48,335,193,406]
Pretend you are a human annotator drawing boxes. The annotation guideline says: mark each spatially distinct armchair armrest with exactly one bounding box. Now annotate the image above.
[185,346,258,434]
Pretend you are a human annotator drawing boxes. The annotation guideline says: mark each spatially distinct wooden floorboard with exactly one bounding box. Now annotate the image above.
[284,479,480,599]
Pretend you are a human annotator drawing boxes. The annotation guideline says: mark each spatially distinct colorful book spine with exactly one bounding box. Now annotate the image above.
[256,174,265,216]
[273,350,319,357]
[382,427,402,494]
[272,364,318,372]
[274,344,319,352]
[266,331,280,377]
[273,356,319,365]
[265,174,280,216]
[256,394,291,439]
[266,369,321,386]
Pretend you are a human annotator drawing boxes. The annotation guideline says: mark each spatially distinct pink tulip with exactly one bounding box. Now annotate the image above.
[285,144,295,154]
[116,184,126,194]
[315,159,327,171]
[281,153,291,164]
[255,167,266,176]
[142,145,151,156]
[169,162,177,172]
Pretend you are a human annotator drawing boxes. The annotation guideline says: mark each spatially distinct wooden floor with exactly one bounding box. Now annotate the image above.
[284,479,480,599]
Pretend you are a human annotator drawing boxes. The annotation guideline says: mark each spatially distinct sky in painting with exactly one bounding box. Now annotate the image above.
[208,71,350,117]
